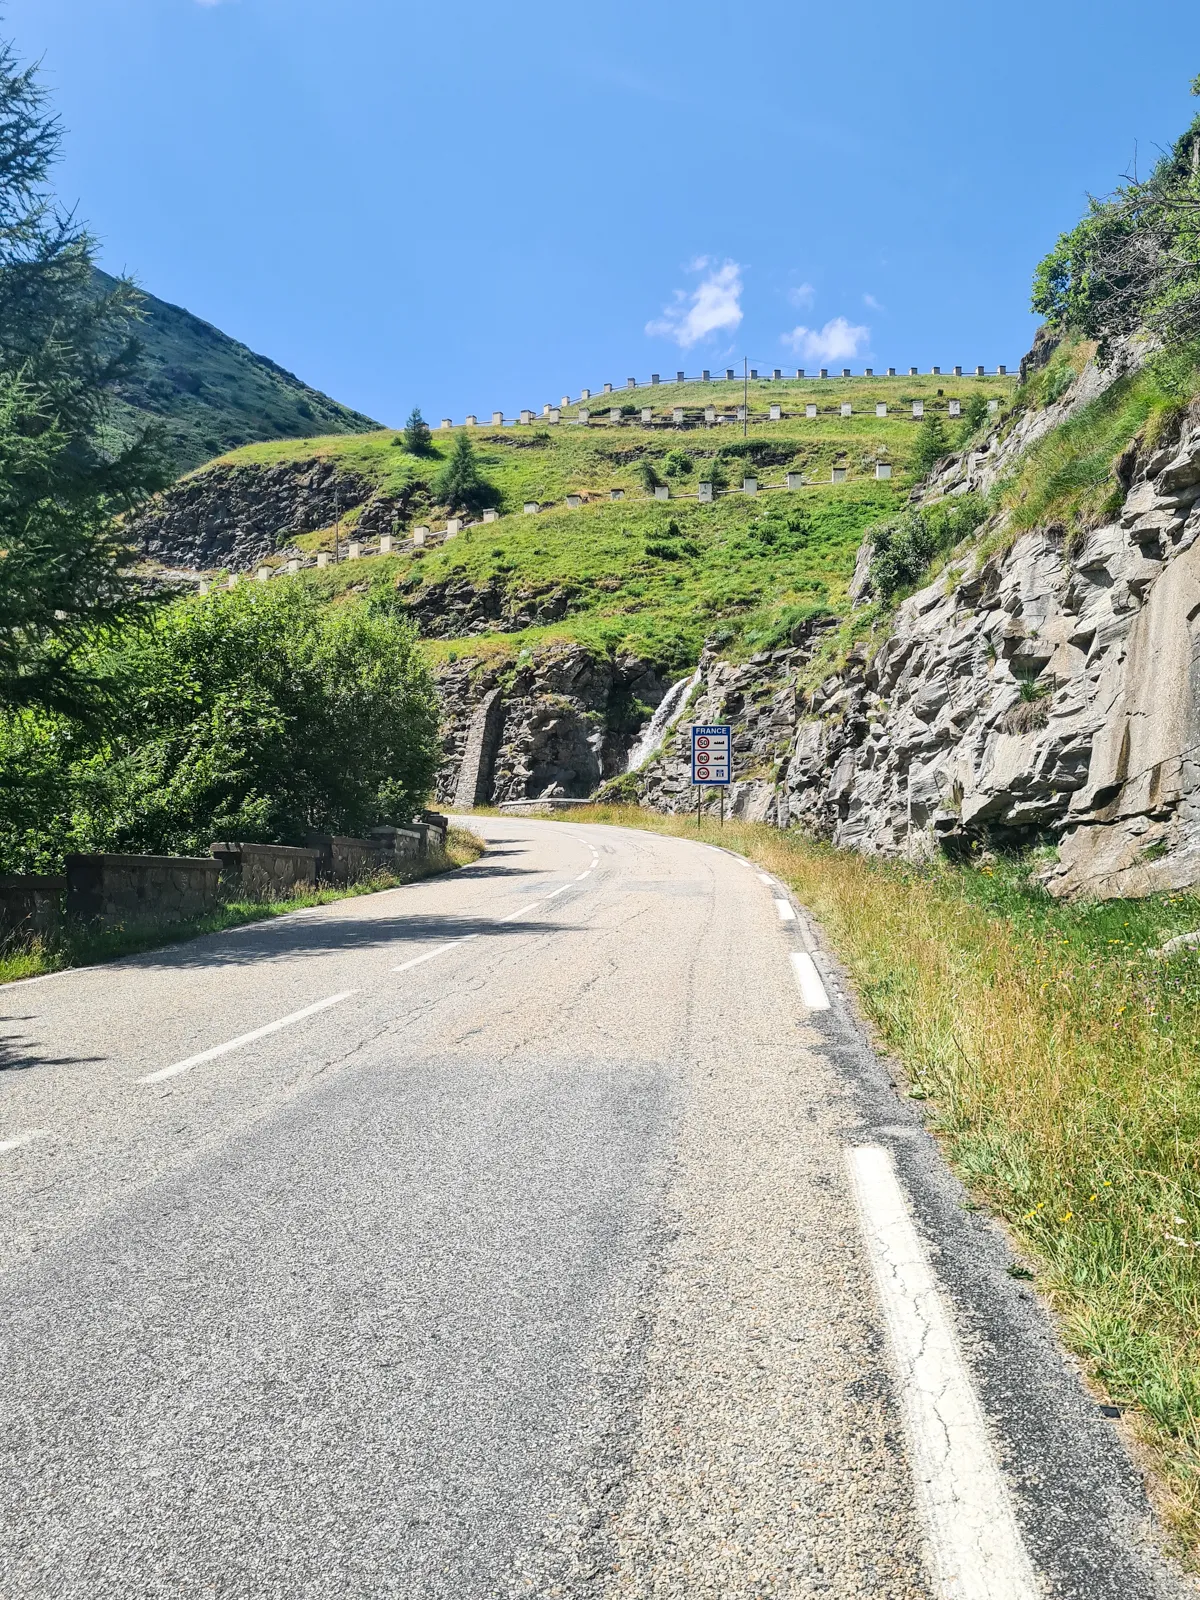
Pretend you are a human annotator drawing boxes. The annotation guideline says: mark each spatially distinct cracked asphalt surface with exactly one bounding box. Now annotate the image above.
[0,817,1190,1597]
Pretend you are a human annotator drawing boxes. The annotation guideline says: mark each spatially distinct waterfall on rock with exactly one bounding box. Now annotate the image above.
[625,669,700,772]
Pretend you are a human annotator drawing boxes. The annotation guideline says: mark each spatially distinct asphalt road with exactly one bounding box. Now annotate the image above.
[0,817,1191,1598]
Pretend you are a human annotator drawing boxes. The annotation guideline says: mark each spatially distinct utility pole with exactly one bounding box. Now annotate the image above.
[334,487,340,565]
[743,357,748,438]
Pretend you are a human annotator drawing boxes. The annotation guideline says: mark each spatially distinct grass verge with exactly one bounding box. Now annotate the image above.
[558,803,1200,1559]
[0,827,485,986]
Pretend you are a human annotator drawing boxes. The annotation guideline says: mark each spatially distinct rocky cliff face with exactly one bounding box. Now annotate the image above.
[630,359,1200,900]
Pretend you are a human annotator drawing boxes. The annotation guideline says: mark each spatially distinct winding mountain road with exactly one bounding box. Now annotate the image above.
[0,817,1188,1598]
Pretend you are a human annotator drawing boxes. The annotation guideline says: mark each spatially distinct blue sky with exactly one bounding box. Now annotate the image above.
[9,0,1200,426]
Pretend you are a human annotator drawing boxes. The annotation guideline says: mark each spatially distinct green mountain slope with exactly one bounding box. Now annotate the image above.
[193,370,1016,670]
[99,271,380,476]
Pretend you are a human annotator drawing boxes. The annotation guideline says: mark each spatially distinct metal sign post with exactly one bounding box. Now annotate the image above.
[691,724,732,828]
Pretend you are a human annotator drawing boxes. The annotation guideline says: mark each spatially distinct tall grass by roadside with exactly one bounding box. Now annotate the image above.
[568,804,1200,1557]
[0,827,484,987]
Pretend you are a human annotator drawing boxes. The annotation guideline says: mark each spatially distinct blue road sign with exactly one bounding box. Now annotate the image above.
[691,724,731,786]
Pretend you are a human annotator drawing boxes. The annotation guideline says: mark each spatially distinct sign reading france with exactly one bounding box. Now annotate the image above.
[691,725,731,786]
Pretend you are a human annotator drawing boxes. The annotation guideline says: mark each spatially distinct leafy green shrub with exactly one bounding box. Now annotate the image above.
[959,393,991,437]
[869,495,987,602]
[663,449,694,478]
[0,584,441,870]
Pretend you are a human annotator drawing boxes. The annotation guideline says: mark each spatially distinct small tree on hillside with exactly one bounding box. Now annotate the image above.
[911,414,950,476]
[638,458,662,492]
[433,430,496,515]
[403,406,433,455]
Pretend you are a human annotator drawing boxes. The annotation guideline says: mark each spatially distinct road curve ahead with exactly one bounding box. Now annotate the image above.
[0,818,1188,1599]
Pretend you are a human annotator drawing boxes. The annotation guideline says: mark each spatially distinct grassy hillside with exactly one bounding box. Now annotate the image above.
[100,271,380,476]
[209,370,1016,669]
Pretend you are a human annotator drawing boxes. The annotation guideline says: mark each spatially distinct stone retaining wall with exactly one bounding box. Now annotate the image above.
[210,842,319,899]
[65,854,222,932]
[0,875,65,943]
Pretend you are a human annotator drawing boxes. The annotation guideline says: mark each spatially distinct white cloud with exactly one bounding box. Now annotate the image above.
[646,259,743,349]
[863,293,884,311]
[788,282,816,308]
[782,315,870,365]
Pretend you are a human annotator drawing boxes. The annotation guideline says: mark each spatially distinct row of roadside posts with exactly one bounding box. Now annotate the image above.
[692,725,732,827]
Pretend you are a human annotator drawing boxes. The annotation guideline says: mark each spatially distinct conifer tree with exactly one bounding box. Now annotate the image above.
[0,35,166,718]
[403,406,433,455]
[433,429,495,515]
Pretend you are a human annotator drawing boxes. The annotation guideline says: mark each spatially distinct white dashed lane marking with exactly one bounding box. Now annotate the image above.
[0,1129,49,1157]
[141,991,357,1085]
[847,1144,1039,1600]
[774,899,796,922]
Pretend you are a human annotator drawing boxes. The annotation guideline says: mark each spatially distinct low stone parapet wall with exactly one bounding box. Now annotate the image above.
[210,842,320,899]
[65,854,222,932]
[0,874,65,943]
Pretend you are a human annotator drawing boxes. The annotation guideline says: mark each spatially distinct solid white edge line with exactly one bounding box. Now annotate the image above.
[775,899,796,921]
[500,903,541,922]
[141,990,357,1085]
[392,941,463,973]
[0,1128,49,1155]
[846,1145,1039,1600]
[789,950,830,1009]
[757,872,774,885]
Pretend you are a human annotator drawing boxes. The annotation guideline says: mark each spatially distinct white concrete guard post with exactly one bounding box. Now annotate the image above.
[786,471,804,489]
[676,370,684,382]
[316,552,329,568]
[773,367,782,379]
[566,495,582,509]
[770,404,782,420]
[466,414,478,426]
[561,395,570,407]
[603,382,613,393]
[743,476,758,494]
[482,510,498,522]
[441,419,451,429]
[412,531,426,547]
[888,367,897,377]
[257,566,270,582]
[673,407,684,424]
[610,487,625,500]
[654,485,670,500]
[877,402,888,417]
[289,556,302,571]
[543,403,551,415]
[627,377,636,388]
[227,574,238,587]
[954,365,963,376]
[519,409,533,425]
[975,365,985,376]
[610,408,621,423]
[581,388,590,400]
[806,404,817,418]
[726,368,735,380]
[641,408,653,424]
[998,365,1007,375]
[698,482,713,502]
[737,405,747,421]
[948,400,961,417]
[909,367,919,375]
[865,368,874,377]
[831,466,847,483]
[549,407,561,424]
[913,400,925,417]
[988,399,999,413]
[446,519,462,536]
[345,544,359,561]
[841,403,852,416]
[876,462,892,479]
[820,368,829,378]
[705,406,716,424]
[842,367,851,377]
[932,366,941,375]
[379,534,393,554]
[702,369,710,381]
[796,368,805,378]
[523,501,539,514]
[492,411,504,425]
[578,408,590,425]
[651,374,660,384]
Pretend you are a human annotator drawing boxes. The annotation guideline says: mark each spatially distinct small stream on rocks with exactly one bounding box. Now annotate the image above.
[625,669,700,771]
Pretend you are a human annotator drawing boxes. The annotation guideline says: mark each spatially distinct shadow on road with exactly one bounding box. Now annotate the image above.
[0,1026,105,1074]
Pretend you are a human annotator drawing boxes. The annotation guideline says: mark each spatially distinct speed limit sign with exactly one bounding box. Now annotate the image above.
[691,724,731,786]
